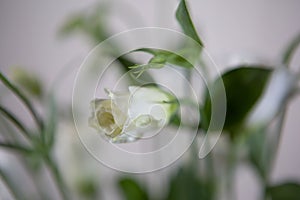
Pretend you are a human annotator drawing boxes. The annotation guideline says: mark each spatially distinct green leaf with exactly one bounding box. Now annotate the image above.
[118,177,149,200]
[59,3,109,43]
[176,0,203,46]
[164,166,213,200]
[282,32,300,66]
[11,67,43,99]
[266,182,300,200]
[76,177,98,199]
[247,128,271,180]
[133,48,194,68]
[201,66,272,136]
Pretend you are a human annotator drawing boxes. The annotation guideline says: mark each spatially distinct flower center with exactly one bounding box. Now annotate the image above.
[97,111,122,137]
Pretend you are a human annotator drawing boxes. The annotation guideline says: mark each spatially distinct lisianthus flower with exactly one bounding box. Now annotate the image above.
[89,86,178,143]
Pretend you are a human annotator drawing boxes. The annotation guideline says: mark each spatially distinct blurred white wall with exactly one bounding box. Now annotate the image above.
[0,0,300,199]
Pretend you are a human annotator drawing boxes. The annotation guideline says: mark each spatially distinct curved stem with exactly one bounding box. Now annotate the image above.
[0,72,44,132]
[0,167,21,200]
[0,142,32,154]
[45,155,69,200]
[0,104,33,142]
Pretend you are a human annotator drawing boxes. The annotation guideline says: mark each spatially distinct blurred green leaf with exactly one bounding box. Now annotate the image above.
[118,177,149,200]
[165,166,213,200]
[282,32,300,66]
[176,0,203,46]
[266,182,300,200]
[11,67,43,99]
[201,67,272,136]
[133,48,193,69]
[76,177,98,199]
[247,128,271,180]
[59,4,108,43]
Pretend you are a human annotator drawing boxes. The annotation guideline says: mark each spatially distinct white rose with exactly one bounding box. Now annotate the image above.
[88,86,178,143]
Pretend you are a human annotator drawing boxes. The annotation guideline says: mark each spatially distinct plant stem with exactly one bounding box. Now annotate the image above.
[0,104,32,141]
[0,72,44,131]
[45,155,69,200]
[0,167,21,199]
[0,142,32,154]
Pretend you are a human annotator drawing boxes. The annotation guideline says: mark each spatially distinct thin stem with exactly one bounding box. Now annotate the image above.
[225,138,239,200]
[45,155,69,200]
[282,32,300,67]
[0,142,32,154]
[0,72,44,131]
[0,167,21,200]
[0,104,32,141]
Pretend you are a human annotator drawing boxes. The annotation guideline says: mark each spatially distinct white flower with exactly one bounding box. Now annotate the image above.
[89,86,178,143]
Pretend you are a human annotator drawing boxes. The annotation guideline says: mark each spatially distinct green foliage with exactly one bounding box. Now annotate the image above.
[59,3,108,43]
[0,72,44,131]
[282,32,300,66]
[266,182,300,200]
[118,177,149,200]
[0,167,22,200]
[176,0,203,46]
[247,128,271,180]
[164,165,213,200]
[201,67,272,136]
[76,178,99,199]
[133,48,194,69]
[11,67,43,99]
[0,71,69,200]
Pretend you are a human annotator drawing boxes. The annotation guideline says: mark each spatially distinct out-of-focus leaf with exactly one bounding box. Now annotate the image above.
[247,128,271,180]
[282,32,300,66]
[164,166,213,200]
[176,0,203,46]
[11,68,43,98]
[266,182,300,200]
[76,178,98,199]
[201,67,272,136]
[133,48,194,69]
[59,4,108,43]
[118,177,149,200]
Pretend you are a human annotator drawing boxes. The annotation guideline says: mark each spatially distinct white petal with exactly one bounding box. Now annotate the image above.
[106,89,129,126]
[128,86,176,124]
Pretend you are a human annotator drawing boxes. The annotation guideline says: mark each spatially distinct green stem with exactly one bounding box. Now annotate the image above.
[0,104,32,141]
[0,167,21,199]
[282,32,300,67]
[0,142,32,154]
[226,138,239,200]
[0,72,44,131]
[45,155,69,200]
[206,150,216,200]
